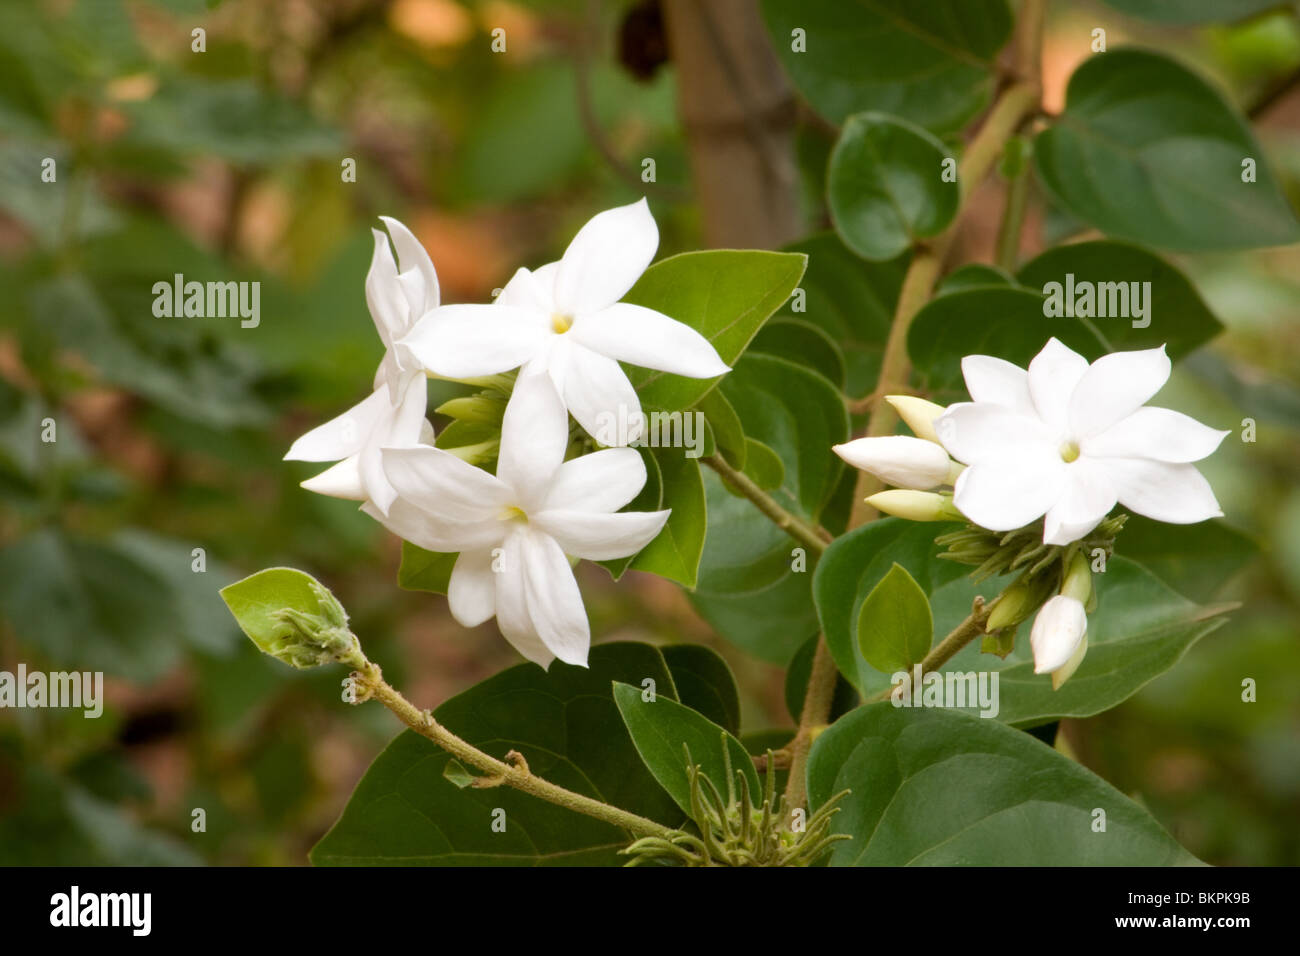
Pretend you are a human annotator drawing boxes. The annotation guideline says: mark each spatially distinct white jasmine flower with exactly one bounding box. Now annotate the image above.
[883,395,947,444]
[366,373,670,669]
[397,199,730,440]
[834,435,956,489]
[285,217,438,514]
[863,489,963,522]
[935,338,1228,546]
[1029,594,1088,685]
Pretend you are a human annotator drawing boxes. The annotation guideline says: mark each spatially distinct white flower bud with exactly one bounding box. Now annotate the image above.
[884,395,946,444]
[833,436,954,489]
[863,490,964,522]
[1030,595,1088,676]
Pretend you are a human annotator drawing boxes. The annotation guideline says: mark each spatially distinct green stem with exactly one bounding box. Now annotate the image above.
[360,665,676,840]
[782,634,838,814]
[701,454,831,555]
[995,169,1029,272]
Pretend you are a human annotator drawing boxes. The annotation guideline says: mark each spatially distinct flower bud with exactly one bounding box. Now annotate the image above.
[1030,594,1087,676]
[833,436,953,490]
[864,490,964,522]
[1051,633,1089,690]
[884,395,946,444]
[1061,550,1092,605]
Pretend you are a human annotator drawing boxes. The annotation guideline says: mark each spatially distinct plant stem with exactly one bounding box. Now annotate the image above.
[864,596,992,704]
[701,454,831,555]
[995,169,1030,272]
[359,665,677,840]
[782,634,839,813]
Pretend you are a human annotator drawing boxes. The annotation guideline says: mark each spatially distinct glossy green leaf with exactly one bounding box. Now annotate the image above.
[760,0,1013,134]
[751,318,846,390]
[628,448,706,588]
[807,703,1201,865]
[624,250,807,413]
[312,643,683,866]
[909,241,1226,395]
[1035,49,1300,250]
[829,113,959,261]
[772,233,905,399]
[857,563,934,673]
[1114,516,1258,598]
[660,644,742,736]
[612,682,759,818]
[740,437,785,491]
[697,388,746,470]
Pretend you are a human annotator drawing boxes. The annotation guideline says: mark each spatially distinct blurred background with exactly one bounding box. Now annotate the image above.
[0,0,1296,866]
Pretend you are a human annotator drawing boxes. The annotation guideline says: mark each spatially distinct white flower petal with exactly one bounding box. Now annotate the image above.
[497,263,557,312]
[572,303,730,379]
[379,445,510,521]
[362,497,503,553]
[492,532,559,669]
[285,387,392,462]
[532,508,669,561]
[1042,460,1117,545]
[832,436,952,489]
[544,447,648,513]
[497,371,572,499]
[1081,407,1228,463]
[448,548,496,628]
[377,215,439,317]
[362,374,430,514]
[553,198,659,316]
[1028,337,1090,433]
[300,456,364,500]
[935,402,1056,466]
[1100,457,1223,524]
[961,354,1036,416]
[951,449,1067,531]
[364,228,404,350]
[1068,345,1171,438]
[399,304,548,379]
[558,345,645,444]
[519,529,591,667]
[1030,595,1088,674]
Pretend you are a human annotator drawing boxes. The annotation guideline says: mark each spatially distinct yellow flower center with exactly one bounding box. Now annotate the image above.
[1059,440,1080,463]
[551,312,574,334]
[500,505,529,524]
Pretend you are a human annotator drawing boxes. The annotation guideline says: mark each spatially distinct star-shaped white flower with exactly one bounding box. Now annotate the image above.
[285,217,438,514]
[397,198,730,441]
[935,338,1228,545]
[366,372,669,669]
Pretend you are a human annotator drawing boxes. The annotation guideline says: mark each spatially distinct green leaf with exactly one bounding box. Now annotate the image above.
[312,643,683,866]
[815,519,967,692]
[624,250,807,413]
[908,241,1226,395]
[1035,48,1300,250]
[1100,0,1282,24]
[751,318,846,390]
[741,437,785,491]
[829,112,960,261]
[1114,516,1258,599]
[935,263,1013,296]
[857,563,934,673]
[807,703,1201,865]
[612,682,759,818]
[697,388,747,470]
[773,233,906,400]
[660,644,742,736]
[627,448,705,588]
[218,567,358,669]
[1015,240,1226,354]
[760,0,1014,134]
[398,541,458,595]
